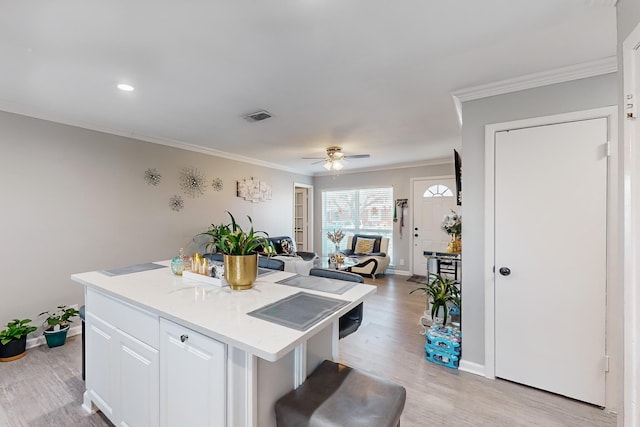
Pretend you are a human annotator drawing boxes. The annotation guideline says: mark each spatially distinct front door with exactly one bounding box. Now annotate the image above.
[412,177,457,276]
[494,118,607,406]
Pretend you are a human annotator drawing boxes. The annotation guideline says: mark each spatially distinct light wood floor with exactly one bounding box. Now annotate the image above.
[0,274,617,426]
[342,274,617,427]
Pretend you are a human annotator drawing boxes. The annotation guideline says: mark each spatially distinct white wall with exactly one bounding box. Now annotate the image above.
[618,0,640,43]
[312,162,453,274]
[0,111,311,330]
[460,73,618,369]
[617,1,640,424]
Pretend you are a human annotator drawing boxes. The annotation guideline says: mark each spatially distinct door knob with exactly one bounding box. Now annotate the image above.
[499,267,511,276]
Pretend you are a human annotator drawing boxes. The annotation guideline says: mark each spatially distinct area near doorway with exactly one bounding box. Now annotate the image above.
[411,176,458,277]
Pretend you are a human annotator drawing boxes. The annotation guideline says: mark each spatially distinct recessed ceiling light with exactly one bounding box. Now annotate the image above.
[117,83,135,92]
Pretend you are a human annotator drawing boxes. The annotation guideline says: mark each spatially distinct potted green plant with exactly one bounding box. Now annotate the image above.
[218,212,270,290]
[39,305,80,348]
[199,222,231,254]
[410,273,461,325]
[0,319,37,362]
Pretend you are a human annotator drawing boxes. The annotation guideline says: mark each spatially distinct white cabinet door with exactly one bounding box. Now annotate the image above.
[160,319,226,427]
[85,313,117,420]
[117,330,159,427]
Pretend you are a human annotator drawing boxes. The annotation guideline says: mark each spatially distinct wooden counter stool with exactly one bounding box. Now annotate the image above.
[275,360,406,427]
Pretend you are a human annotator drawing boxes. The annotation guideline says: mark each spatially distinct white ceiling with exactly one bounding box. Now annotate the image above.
[0,1,617,175]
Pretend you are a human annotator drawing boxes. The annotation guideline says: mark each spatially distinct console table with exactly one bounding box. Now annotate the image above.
[423,251,461,281]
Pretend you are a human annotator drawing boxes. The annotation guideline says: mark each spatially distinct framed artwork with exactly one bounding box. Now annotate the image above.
[237,178,272,202]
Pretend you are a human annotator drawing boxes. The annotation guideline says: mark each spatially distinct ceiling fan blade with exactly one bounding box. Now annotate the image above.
[344,154,370,159]
[301,156,326,159]
[311,159,326,164]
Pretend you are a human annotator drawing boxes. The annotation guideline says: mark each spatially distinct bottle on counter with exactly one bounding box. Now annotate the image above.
[171,248,186,276]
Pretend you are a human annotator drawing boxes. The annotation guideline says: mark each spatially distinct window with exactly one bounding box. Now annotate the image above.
[424,184,453,197]
[321,187,393,258]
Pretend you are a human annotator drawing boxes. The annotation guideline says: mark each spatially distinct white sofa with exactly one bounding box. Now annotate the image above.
[266,236,320,275]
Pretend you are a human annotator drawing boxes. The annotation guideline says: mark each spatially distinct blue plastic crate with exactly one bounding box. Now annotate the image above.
[425,346,460,369]
[426,328,461,355]
[425,337,461,355]
[429,325,458,337]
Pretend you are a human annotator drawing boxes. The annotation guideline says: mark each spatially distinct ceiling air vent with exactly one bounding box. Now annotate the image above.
[243,110,272,122]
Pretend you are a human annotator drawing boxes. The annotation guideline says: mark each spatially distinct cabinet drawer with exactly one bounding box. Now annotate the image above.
[87,288,159,349]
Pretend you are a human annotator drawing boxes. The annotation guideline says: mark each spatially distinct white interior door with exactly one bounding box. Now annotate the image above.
[494,118,607,406]
[293,184,313,252]
[412,177,457,276]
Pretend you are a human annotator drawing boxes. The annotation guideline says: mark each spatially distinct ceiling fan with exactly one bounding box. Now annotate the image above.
[302,146,370,171]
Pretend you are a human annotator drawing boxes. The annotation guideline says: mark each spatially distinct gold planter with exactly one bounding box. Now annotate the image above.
[224,253,258,290]
[446,236,462,254]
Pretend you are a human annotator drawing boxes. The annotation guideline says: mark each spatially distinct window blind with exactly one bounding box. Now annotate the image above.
[321,187,393,258]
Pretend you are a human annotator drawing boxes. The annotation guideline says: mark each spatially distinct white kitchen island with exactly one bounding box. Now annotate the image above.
[71,260,375,427]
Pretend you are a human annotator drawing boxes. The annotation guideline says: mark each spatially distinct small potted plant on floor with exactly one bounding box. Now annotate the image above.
[0,318,37,362]
[39,305,80,348]
[410,273,461,326]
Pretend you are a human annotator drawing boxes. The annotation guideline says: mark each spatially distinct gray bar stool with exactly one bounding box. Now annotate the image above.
[275,360,406,427]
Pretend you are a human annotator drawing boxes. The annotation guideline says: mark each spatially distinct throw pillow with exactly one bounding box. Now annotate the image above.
[280,240,294,255]
[354,238,376,255]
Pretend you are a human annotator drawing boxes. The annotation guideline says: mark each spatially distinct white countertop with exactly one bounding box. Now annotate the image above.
[71,261,376,362]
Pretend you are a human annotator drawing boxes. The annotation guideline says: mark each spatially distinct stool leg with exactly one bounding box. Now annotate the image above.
[81,320,85,381]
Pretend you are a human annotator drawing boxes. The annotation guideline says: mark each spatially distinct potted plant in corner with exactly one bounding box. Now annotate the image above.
[0,318,37,362]
[39,305,80,348]
[217,211,270,290]
[410,273,461,326]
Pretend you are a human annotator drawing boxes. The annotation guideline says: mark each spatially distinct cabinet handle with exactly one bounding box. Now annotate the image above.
[180,334,189,343]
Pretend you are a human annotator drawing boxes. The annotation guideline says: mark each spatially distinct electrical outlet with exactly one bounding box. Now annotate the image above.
[399,259,405,266]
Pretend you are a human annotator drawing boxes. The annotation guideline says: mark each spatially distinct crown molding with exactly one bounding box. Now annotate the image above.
[0,100,311,176]
[452,56,617,103]
[450,56,617,126]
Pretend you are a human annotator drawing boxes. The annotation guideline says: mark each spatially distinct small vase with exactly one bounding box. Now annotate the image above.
[170,256,185,275]
[334,243,341,254]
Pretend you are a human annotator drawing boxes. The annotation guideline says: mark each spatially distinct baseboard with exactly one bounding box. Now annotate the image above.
[387,268,411,276]
[26,325,82,349]
[458,359,485,377]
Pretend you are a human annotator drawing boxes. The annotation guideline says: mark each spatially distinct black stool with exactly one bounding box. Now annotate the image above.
[79,305,85,381]
[275,360,406,427]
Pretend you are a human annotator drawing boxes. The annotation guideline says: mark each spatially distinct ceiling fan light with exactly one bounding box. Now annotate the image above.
[324,161,332,170]
[333,160,344,170]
